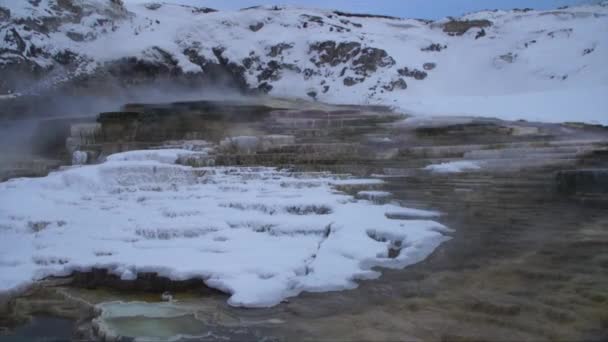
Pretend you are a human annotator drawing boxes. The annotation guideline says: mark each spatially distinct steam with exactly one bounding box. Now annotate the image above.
[0,77,255,168]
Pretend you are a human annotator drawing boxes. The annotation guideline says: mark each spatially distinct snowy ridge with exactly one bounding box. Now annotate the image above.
[1,1,607,123]
[0,149,450,307]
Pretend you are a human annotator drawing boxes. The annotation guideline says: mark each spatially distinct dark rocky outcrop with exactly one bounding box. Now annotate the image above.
[249,22,264,32]
[397,67,428,80]
[310,41,362,67]
[352,47,395,76]
[423,62,436,70]
[343,76,363,86]
[144,3,162,10]
[190,7,217,14]
[65,31,86,42]
[332,10,401,20]
[52,49,79,65]
[442,19,492,36]
[421,43,447,52]
[583,47,595,56]
[382,78,407,91]
[339,18,362,28]
[210,47,248,90]
[257,60,282,82]
[102,47,181,85]
[268,43,293,57]
[257,82,273,93]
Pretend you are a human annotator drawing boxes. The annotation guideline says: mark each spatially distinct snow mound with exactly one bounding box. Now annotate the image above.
[0,149,450,307]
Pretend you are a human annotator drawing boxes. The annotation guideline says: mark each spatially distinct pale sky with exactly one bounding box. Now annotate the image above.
[128,0,595,19]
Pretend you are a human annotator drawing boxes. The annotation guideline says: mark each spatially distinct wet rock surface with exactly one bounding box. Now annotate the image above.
[1,98,607,341]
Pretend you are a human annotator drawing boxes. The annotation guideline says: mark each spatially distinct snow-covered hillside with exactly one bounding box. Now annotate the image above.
[1,0,607,123]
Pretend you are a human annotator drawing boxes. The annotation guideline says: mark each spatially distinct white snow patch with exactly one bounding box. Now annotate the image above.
[357,191,393,201]
[72,151,88,165]
[105,149,200,164]
[0,149,449,307]
[424,160,482,173]
[395,87,608,126]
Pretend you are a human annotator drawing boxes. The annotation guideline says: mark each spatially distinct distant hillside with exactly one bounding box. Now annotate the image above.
[1,0,607,123]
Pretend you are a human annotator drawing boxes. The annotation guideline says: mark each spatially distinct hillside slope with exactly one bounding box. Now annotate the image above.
[1,0,607,123]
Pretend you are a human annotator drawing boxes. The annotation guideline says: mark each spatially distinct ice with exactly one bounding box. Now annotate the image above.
[0,149,449,307]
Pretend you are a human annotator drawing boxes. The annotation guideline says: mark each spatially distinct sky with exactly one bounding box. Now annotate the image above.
[128,0,597,19]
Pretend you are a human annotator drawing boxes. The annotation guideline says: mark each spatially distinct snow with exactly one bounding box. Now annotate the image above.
[395,86,608,126]
[72,151,88,165]
[0,149,450,307]
[2,1,607,124]
[424,160,482,173]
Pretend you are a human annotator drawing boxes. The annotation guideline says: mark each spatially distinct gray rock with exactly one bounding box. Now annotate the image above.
[66,31,85,42]
[249,22,264,32]
[442,19,492,36]
[423,62,436,71]
[310,41,362,67]
[421,43,447,52]
[267,43,293,57]
[475,28,486,39]
[382,78,407,91]
[397,67,427,80]
[343,76,363,86]
[352,47,395,76]
[144,3,162,10]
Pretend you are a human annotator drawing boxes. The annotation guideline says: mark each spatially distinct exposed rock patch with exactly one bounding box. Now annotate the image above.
[268,43,293,57]
[343,76,363,86]
[310,41,362,67]
[332,10,401,20]
[442,19,493,36]
[52,49,79,65]
[475,28,486,39]
[353,47,395,76]
[249,22,264,32]
[421,43,447,52]
[398,67,428,80]
[382,78,407,91]
[190,7,217,14]
[144,3,162,10]
[423,62,436,70]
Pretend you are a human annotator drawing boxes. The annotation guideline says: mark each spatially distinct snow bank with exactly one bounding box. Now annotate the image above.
[395,87,608,126]
[0,149,450,307]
